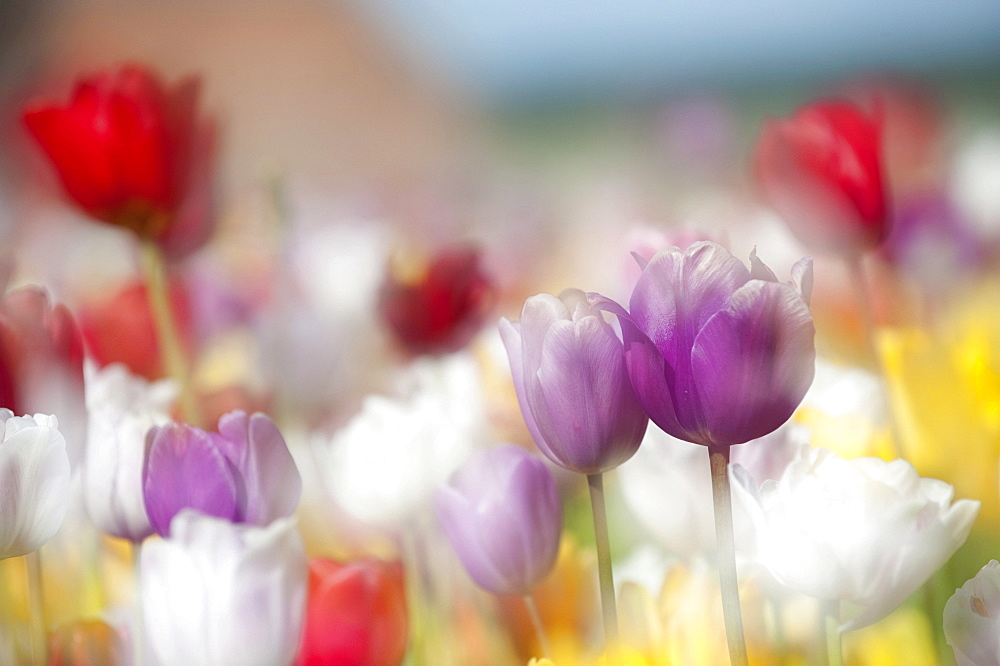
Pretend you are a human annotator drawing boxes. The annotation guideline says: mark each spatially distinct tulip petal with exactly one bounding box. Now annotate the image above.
[790,257,814,305]
[499,317,548,453]
[215,411,302,525]
[0,415,70,559]
[691,280,815,445]
[143,423,240,536]
[527,316,645,472]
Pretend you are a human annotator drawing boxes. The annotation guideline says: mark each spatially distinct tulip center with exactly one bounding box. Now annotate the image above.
[108,199,171,240]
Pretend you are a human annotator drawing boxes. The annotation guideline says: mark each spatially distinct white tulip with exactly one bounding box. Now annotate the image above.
[0,410,70,559]
[318,352,483,527]
[944,559,1000,666]
[83,363,176,541]
[141,511,307,666]
[742,446,979,630]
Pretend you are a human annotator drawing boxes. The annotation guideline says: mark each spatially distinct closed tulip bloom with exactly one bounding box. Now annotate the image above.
[378,244,494,355]
[296,557,408,666]
[23,64,216,257]
[944,560,1000,665]
[0,410,70,559]
[592,242,815,448]
[500,289,648,474]
[141,511,307,666]
[48,620,125,666]
[435,445,562,595]
[755,100,888,255]
[83,363,175,541]
[739,447,979,630]
[143,410,301,536]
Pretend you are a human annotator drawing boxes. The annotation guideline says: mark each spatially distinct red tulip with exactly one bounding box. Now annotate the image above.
[755,100,888,255]
[296,557,408,666]
[378,245,493,355]
[23,64,216,258]
[77,278,193,381]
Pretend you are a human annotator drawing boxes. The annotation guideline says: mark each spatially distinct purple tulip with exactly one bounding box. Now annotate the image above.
[434,445,562,595]
[591,241,815,447]
[499,289,648,474]
[143,410,301,536]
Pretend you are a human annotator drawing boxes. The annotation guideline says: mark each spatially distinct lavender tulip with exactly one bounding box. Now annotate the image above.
[143,410,301,536]
[592,241,815,447]
[435,445,562,595]
[499,289,648,474]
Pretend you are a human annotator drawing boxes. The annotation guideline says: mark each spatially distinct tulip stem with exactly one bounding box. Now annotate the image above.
[140,240,202,426]
[822,600,843,666]
[708,446,749,666]
[587,472,620,665]
[523,594,553,659]
[845,256,908,461]
[25,551,46,666]
[131,542,144,666]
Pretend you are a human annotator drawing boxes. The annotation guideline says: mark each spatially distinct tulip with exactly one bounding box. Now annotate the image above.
[83,363,176,541]
[591,241,814,448]
[435,445,562,595]
[500,288,648,474]
[143,410,301,536]
[944,560,1000,665]
[23,64,216,258]
[141,511,307,666]
[296,557,408,666]
[754,100,888,255]
[739,446,979,631]
[48,620,125,666]
[0,287,87,466]
[319,352,483,527]
[0,410,70,559]
[378,244,493,355]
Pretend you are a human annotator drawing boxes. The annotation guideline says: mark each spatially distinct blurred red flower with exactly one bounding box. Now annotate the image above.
[755,100,888,255]
[378,244,493,356]
[296,557,408,666]
[23,64,216,258]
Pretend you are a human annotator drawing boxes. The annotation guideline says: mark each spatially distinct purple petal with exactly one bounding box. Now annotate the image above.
[434,487,514,594]
[216,411,301,525]
[590,293,689,441]
[629,242,751,432]
[527,316,646,473]
[142,423,240,536]
[690,280,815,445]
[499,317,548,453]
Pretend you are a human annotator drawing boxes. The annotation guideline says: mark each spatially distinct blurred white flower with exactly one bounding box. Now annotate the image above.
[944,559,1000,666]
[83,363,176,541]
[742,446,979,630]
[318,352,483,528]
[618,422,803,559]
[799,358,888,458]
[141,511,307,666]
[0,410,70,559]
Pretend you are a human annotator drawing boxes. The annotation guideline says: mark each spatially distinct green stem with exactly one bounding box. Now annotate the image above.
[132,542,144,666]
[26,551,46,666]
[523,593,553,659]
[140,240,201,426]
[822,600,843,666]
[402,530,426,666]
[709,446,749,666]
[587,472,620,665]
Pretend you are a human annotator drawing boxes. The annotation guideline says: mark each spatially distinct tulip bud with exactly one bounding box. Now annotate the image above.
[141,511,307,666]
[378,244,493,356]
[0,410,70,560]
[592,242,815,448]
[23,64,216,258]
[944,559,1000,665]
[296,557,408,666]
[500,289,648,474]
[143,410,301,536]
[48,620,125,666]
[435,445,562,595]
[754,100,888,255]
